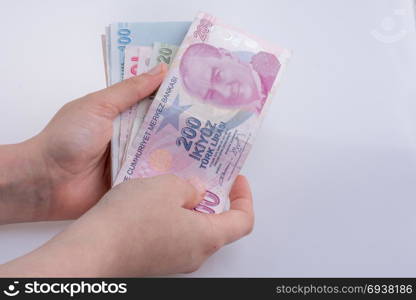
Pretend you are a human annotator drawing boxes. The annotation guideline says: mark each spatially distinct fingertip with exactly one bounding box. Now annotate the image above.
[228,174,254,225]
[132,63,167,94]
[230,175,252,204]
[145,62,168,78]
[160,62,168,74]
[154,63,168,82]
[235,175,249,189]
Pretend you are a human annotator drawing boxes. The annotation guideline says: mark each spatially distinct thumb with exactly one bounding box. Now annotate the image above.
[86,63,167,119]
[207,175,254,245]
[142,175,205,209]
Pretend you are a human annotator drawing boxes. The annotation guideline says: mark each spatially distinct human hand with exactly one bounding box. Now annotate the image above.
[0,64,167,223]
[0,175,254,276]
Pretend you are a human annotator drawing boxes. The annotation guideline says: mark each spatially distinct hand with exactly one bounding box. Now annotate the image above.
[0,175,254,276]
[0,64,167,223]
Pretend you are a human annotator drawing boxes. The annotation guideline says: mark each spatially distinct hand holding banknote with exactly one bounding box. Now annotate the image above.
[0,12,288,276]
[0,57,253,276]
[0,175,253,276]
[0,64,167,223]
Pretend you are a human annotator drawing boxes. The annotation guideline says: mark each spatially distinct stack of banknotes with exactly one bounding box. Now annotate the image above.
[102,12,290,213]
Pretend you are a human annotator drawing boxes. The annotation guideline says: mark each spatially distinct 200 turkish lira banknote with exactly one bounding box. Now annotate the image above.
[115,12,290,213]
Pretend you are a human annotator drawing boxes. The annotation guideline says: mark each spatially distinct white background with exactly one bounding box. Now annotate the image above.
[0,0,416,276]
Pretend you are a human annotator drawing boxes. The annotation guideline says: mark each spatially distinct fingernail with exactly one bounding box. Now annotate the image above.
[147,63,164,76]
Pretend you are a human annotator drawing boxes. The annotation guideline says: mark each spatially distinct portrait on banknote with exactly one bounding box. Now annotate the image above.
[179,43,280,113]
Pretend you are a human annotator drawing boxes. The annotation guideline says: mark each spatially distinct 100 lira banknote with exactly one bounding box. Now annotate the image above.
[115,12,290,213]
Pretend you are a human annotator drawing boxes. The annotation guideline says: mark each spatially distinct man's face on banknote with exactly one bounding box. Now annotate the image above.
[180,43,261,108]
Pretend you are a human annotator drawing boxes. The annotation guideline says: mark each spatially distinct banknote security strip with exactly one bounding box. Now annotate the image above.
[107,12,290,213]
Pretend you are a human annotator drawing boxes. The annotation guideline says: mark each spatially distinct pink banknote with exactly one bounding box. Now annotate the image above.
[115,12,290,213]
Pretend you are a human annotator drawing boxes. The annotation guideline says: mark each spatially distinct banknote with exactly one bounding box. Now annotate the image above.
[103,26,111,87]
[115,12,290,213]
[149,42,179,66]
[119,46,152,166]
[108,21,191,182]
[121,46,152,166]
[119,46,139,165]
[128,42,180,145]
[122,42,179,170]
[101,34,109,86]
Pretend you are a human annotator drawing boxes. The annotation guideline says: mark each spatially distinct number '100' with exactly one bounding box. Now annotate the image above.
[118,28,131,45]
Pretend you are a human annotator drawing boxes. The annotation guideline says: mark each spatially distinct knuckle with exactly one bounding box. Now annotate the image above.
[81,93,119,119]
[94,101,119,119]
[59,98,82,113]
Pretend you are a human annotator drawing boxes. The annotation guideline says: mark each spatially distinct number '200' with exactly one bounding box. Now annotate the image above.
[176,117,201,151]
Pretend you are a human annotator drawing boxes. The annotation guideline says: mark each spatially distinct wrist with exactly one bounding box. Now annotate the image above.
[30,201,141,277]
[0,138,52,223]
[60,196,153,277]
[0,197,125,277]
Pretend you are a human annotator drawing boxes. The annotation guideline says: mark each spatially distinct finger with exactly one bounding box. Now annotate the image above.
[228,175,253,214]
[208,175,254,245]
[86,63,167,119]
[146,174,205,209]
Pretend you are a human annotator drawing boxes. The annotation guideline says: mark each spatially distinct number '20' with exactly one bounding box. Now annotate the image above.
[157,47,173,64]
